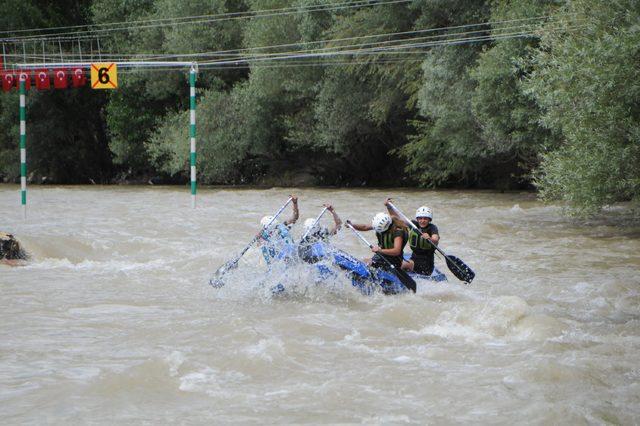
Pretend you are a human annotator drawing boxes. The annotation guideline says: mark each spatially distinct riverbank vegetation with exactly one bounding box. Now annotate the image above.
[0,0,638,215]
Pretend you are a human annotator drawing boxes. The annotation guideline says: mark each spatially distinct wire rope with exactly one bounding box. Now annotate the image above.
[7,23,584,70]
[5,14,582,67]
[0,0,412,41]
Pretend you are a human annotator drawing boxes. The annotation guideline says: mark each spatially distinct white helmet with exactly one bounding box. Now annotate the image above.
[371,212,392,233]
[260,215,278,228]
[303,218,319,233]
[416,206,433,220]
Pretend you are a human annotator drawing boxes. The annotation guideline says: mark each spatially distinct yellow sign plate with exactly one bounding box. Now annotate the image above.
[90,63,118,89]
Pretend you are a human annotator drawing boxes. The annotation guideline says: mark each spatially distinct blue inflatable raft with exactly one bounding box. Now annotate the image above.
[298,241,447,295]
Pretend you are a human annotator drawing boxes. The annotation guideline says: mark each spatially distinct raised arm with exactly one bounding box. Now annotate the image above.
[284,195,299,225]
[346,219,372,232]
[324,203,342,235]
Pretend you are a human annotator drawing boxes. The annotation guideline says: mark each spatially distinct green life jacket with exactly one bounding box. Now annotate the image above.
[376,227,408,250]
[408,223,437,256]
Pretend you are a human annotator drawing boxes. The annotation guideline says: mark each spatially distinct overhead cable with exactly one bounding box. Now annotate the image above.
[10,23,584,70]
[0,0,412,41]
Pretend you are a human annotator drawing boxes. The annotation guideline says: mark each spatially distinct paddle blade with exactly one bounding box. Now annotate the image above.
[209,258,240,287]
[392,267,417,293]
[445,255,475,283]
[209,276,225,288]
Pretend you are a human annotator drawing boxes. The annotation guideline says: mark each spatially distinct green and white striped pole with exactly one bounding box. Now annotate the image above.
[19,78,26,219]
[189,64,197,208]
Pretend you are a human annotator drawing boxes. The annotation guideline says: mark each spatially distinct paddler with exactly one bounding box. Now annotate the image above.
[258,195,299,264]
[0,232,28,266]
[346,203,408,270]
[301,203,342,244]
[298,203,342,263]
[387,202,439,275]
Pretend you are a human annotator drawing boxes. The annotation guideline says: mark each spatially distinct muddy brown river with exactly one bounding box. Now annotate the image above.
[1,185,639,423]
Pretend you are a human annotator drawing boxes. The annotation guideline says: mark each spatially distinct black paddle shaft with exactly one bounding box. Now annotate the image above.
[345,223,416,293]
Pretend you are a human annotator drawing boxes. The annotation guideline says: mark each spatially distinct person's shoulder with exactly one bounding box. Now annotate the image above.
[392,226,405,236]
[429,223,439,232]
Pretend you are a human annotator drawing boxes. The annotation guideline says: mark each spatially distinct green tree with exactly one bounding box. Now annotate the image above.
[397,0,492,187]
[525,0,640,214]
[147,83,275,184]
[0,0,110,183]
[469,0,561,186]
[92,0,246,177]
[238,0,332,183]
[399,47,486,186]
[306,0,420,184]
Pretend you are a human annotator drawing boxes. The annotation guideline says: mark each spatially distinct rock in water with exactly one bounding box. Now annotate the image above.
[0,232,28,260]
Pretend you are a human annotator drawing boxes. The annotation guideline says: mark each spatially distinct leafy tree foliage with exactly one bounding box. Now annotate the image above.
[308,1,419,184]
[525,0,640,214]
[0,0,637,216]
[0,0,112,183]
[469,0,561,186]
[397,1,490,186]
[91,0,246,176]
[148,83,274,184]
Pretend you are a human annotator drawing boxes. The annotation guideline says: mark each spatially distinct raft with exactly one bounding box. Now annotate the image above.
[404,253,447,283]
[299,241,447,295]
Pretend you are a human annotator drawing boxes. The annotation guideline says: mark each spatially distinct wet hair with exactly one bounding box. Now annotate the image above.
[0,234,28,260]
[390,217,408,230]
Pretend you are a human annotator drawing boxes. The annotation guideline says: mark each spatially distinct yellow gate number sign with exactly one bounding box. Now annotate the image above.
[91,63,118,89]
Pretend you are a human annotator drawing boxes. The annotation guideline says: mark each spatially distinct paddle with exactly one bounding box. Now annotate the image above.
[209,197,293,287]
[300,206,329,242]
[387,201,475,284]
[345,222,416,293]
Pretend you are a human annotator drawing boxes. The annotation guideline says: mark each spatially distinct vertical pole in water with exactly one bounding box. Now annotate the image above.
[189,64,197,209]
[19,78,27,219]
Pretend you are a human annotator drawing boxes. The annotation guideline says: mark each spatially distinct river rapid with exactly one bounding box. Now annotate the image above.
[1,186,639,424]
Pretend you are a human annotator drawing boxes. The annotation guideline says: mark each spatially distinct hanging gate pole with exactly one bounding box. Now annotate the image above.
[19,79,27,219]
[189,64,197,208]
